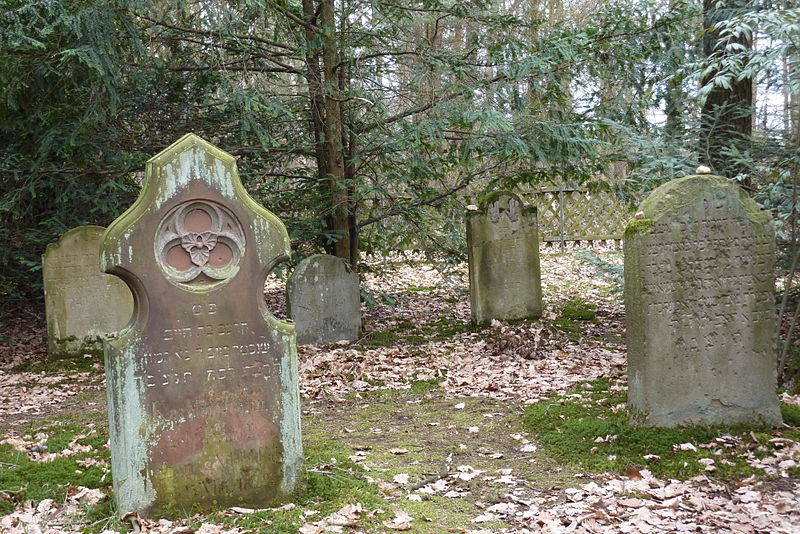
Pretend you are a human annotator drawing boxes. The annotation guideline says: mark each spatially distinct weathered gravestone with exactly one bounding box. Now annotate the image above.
[467,191,543,324]
[43,226,134,358]
[100,134,302,516]
[625,174,782,427]
[287,254,361,344]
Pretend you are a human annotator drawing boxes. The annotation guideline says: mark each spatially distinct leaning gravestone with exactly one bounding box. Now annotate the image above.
[100,134,302,516]
[43,226,133,358]
[467,191,542,324]
[625,173,782,427]
[287,254,361,344]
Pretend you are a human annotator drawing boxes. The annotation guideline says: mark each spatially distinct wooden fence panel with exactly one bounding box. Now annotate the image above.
[533,188,635,245]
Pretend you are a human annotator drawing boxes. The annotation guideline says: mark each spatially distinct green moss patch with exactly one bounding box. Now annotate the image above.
[301,387,577,532]
[624,217,653,237]
[13,354,103,376]
[0,434,110,515]
[359,315,482,348]
[405,285,437,292]
[359,330,402,347]
[522,380,800,482]
[781,403,800,427]
[560,299,597,321]
[552,299,597,340]
[0,417,392,532]
[191,442,387,532]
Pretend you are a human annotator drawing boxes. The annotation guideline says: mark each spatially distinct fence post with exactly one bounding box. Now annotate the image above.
[558,188,566,249]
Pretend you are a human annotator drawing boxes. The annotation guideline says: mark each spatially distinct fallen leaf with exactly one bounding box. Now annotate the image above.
[325,503,363,527]
[626,467,643,480]
[393,473,410,484]
[383,509,414,531]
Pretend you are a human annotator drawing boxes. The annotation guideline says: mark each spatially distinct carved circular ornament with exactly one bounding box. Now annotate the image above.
[155,201,245,290]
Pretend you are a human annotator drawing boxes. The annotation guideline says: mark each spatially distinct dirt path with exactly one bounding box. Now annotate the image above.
[303,387,579,532]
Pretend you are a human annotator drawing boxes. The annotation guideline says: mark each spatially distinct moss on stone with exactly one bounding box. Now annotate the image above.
[623,218,653,238]
[49,336,106,361]
[637,174,771,226]
[150,421,285,517]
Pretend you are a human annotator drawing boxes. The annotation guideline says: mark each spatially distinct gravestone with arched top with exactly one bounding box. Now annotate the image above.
[287,254,361,344]
[625,174,781,427]
[101,134,302,516]
[43,225,133,358]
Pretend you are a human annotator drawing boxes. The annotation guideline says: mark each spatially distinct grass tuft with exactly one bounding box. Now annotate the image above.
[781,403,800,427]
[13,354,101,376]
[559,299,597,321]
[522,380,799,482]
[0,442,109,506]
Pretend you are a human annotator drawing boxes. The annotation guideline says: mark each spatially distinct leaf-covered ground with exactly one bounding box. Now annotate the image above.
[0,248,798,533]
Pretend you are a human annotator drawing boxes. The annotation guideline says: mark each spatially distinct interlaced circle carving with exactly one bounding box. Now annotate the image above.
[155,200,245,289]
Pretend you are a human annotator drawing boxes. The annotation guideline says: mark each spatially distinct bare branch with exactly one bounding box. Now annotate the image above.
[137,14,298,52]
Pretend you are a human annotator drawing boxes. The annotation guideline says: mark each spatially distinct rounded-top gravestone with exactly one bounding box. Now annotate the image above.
[100,134,302,517]
[43,225,133,359]
[624,174,781,427]
[287,254,361,345]
[466,190,542,324]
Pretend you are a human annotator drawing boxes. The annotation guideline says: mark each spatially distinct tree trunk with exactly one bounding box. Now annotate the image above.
[306,0,355,264]
[700,0,753,188]
[664,0,685,138]
[789,52,799,249]
[303,0,327,185]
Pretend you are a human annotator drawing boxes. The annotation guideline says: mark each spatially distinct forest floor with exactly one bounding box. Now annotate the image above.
[0,248,799,534]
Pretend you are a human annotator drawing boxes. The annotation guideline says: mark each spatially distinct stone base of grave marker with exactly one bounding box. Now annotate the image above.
[625,175,782,427]
[43,226,133,359]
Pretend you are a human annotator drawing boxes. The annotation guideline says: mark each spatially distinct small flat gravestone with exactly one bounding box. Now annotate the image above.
[287,254,361,344]
[100,134,302,516]
[43,226,133,358]
[467,191,542,324]
[625,174,782,427]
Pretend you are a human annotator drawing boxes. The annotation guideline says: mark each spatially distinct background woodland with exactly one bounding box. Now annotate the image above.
[0,0,797,294]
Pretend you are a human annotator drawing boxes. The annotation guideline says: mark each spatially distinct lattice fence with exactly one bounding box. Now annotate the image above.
[533,188,636,246]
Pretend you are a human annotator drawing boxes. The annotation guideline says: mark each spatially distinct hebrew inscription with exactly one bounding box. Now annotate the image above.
[624,175,781,427]
[100,134,301,517]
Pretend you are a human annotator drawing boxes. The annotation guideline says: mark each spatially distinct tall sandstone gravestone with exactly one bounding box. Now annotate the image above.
[43,226,133,358]
[287,254,361,344]
[100,134,302,516]
[467,191,542,324]
[625,174,782,427]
